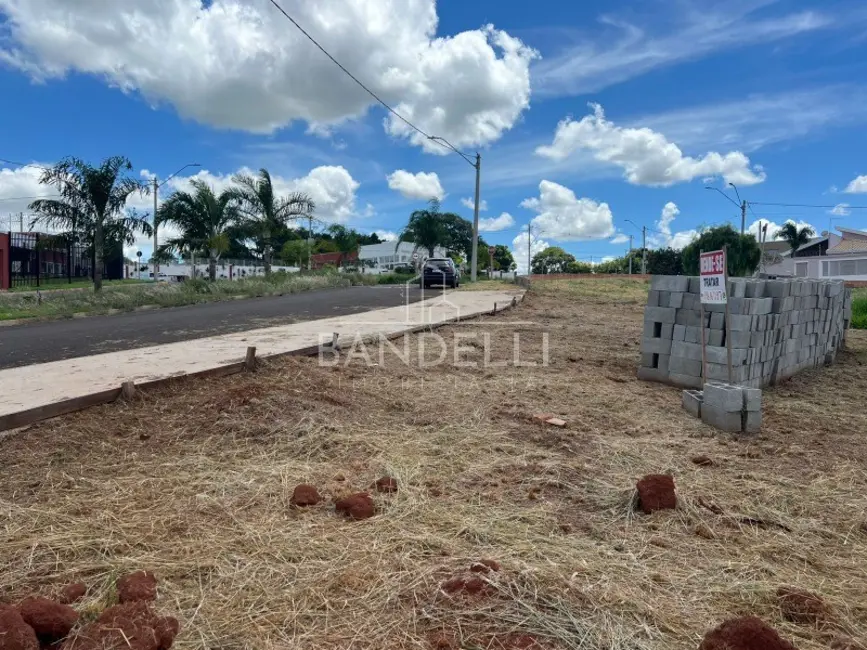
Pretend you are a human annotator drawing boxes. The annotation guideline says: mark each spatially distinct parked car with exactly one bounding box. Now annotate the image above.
[421,257,460,288]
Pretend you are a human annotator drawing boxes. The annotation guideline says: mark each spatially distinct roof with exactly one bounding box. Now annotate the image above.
[837,226,867,239]
[775,237,826,257]
[827,239,867,254]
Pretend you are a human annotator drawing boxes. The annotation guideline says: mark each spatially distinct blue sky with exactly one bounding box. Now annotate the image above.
[1,0,867,269]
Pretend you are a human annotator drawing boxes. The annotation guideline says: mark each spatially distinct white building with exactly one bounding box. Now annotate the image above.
[764,227,867,281]
[358,241,448,273]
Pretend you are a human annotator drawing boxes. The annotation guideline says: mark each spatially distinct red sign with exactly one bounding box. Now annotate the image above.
[700,249,727,304]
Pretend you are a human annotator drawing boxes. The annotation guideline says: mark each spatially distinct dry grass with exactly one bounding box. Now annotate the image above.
[2,278,866,650]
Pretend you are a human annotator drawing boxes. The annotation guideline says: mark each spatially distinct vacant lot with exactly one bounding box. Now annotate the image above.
[2,278,865,650]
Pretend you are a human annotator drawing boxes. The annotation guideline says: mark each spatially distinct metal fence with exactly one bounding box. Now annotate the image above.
[7,232,122,289]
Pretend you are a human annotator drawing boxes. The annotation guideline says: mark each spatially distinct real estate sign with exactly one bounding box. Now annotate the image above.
[700,250,727,304]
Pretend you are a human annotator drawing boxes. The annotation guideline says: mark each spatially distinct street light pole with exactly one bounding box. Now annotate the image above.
[152,163,201,279]
[629,234,633,275]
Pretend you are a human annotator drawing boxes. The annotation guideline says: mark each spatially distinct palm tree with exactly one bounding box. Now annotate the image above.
[157,179,237,281]
[396,199,447,258]
[776,222,815,256]
[29,156,150,291]
[228,169,314,276]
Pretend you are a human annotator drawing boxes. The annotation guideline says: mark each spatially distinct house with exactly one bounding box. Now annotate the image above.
[358,241,448,273]
[310,251,358,270]
[764,227,867,280]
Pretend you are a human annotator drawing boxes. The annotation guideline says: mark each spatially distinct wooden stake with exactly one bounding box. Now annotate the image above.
[723,245,734,384]
[699,249,708,386]
[245,346,257,371]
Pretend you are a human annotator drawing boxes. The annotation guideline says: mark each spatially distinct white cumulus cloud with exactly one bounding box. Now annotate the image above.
[511,230,549,275]
[829,203,851,217]
[536,104,766,187]
[461,197,488,211]
[387,170,445,201]
[747,219,817,242]
[0,1,536,153]
[520,180,615,241]
[646,202,698,249]
[374,230,398,242]
[478,212,515,232]
[609,233,630,245]
[844,175,867,193]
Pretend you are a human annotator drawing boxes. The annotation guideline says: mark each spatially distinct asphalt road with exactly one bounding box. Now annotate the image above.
[0,285,425,369]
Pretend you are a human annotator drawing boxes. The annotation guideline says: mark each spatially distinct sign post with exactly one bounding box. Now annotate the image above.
[700,248,732,384]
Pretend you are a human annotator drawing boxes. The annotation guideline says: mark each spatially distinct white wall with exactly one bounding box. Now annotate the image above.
[139,263,301,281]
[358,241,448,272]
[764,254,867,281]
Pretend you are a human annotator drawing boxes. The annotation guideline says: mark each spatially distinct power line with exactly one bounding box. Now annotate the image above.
[750,201,867,210]
[0,196,51,203]
[264,0,470,161]
[0,158,52,171]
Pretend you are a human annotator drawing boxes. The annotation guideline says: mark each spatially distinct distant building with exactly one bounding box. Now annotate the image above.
[310,251,358,270]
[764,227,867,281]
[358,241,448,273]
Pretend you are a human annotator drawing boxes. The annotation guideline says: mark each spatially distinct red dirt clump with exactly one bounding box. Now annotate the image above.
[699,616,798,650]
[776,586,832,625]
[58,583,87,605]
[290,484,322,507]
[17,597,78,646]
[0,604,39,650]
[335,493,375,520]
[60,601,179,650]
[636,474,677,514]
[691,455,715,467]
[441,576,494,597]
[373,477,398,494]
[470,559,501,573]
[117,570,158,603]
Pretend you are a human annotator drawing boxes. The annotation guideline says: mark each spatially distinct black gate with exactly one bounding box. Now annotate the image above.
[8,232,121,289]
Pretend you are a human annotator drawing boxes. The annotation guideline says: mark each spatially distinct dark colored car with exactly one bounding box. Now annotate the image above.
[421,257,460,288]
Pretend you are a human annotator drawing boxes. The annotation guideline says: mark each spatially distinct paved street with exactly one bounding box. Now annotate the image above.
[0,285,425,369]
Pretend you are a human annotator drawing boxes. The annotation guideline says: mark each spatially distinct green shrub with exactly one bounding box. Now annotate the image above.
[852,296,867,329]
[377,272,416,285]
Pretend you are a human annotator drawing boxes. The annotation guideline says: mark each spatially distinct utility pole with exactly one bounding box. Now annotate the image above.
[629,235,633,275]
[471,152,481,283]
[740,200,747,236]
[19,212,24,233]
[641,226,647,274]
[153,176,159,278]
[307,215,313,271]
[527,224,532,285]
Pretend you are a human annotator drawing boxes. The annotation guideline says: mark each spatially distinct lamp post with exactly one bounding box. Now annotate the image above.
[153,163,201,278]
[624,219,647,274]
[705,185,746,235]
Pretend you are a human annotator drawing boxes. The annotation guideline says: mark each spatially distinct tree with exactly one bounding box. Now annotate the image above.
[647,247,684,275]
[531,247,576,274]
[327,224,360,262]
[776,222,815,256]
[397,199,447,258]
[157,179,237,281]
[491,245,516,271]
[566,260,593,274]
[228,168,314,276]
[682,225,761,277]
[281,239,308,266]
[29,156,150,291]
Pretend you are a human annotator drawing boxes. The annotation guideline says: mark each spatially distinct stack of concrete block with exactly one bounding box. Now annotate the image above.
[681,382,762,433]
[638,275,851,389]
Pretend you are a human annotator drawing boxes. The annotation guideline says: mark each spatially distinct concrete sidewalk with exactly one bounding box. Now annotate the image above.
[0,289,522,430]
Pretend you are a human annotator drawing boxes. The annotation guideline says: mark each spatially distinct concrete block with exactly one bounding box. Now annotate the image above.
[673,324,687,342]
[705,363,749,383]
[637,366,667,383]
[729,314,754,331]
[703,382,744,412]
[745,280,766,298]
[660,324,674,340]
[668,292,684,309]
[727,297,747,315]
[744,410,762,433]
[765,281,790,298]
[729,330,752,349]
[643,320,660,338]
[657,291,670,308]
[682,292,699,310]
[682,390,703,418]
[728,281,747,298]
[651,275,690,292]
[645,306,676,324]
[749,298,773,315]
[702,404,743,432]
[743,388,761,412]
[709,312,725,330]
[708,329,724,347]
[671,341,703,361]
[688,276,701,293]
[640,352,655,367]
[656,354,671,374]
[675,309,706,328]
[642,337,673,354]
[670,356,703,377]
[705,345,747,366]
[684,326,702,344]
[669,372,703,389]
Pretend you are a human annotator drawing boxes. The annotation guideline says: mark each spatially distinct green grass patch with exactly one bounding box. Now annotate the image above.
[530,276,650,304]
[852,289,867,329]
[0,271,377,322]
[375,272,416,285]
[8,278,148,292]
